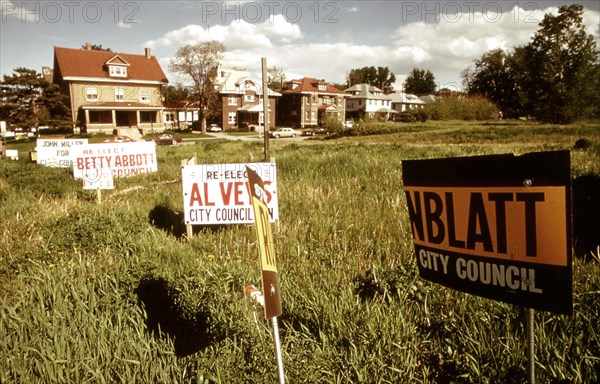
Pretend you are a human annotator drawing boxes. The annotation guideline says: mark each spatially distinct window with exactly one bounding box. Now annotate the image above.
[228,112,236,125]
[139,90,150,102]
[115,88,124,102]
[228,96,237,105]
[86,87,98,101]
[89,111,100,123]
[140,111,156,123]
[244,94,255,102]
[318,84,326,91]
[109,65,127,77]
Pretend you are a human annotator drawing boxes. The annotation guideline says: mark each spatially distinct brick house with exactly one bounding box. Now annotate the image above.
[53,44,169,134]
[215,67,280,131]
[277,78,346,128]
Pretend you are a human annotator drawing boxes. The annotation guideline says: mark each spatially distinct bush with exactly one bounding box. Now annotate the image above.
[397,108,428,123]
[425,95,499,120]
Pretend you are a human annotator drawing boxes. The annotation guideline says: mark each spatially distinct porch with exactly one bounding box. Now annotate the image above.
[80,102,166,134]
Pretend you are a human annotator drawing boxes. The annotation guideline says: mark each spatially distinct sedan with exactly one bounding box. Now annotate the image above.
[154,134,182,146]
[209,124,223,132]
[302,127,330,136]
[269,127,298,138]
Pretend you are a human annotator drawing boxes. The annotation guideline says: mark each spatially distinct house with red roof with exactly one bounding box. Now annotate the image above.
[277,78,347,128]
[53,44,168,134]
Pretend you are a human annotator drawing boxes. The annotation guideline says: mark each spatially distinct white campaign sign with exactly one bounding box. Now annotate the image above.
[83,168,115,190]
[37,138,88,168]
[71,142,157,179]
[181,163,278,225]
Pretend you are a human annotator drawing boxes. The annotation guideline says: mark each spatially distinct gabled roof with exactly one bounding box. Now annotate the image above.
[105,55,130,66]
[344,83,390,100]
[281,77,345,95]
[53,46,168,83]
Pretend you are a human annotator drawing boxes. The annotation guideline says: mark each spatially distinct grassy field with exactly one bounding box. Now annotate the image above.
[1,120,599,383]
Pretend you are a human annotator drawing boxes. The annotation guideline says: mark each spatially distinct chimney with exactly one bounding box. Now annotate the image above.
[145,48,151,58]
[85,43,92,50]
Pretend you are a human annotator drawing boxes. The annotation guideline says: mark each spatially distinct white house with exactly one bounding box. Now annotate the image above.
[344,83,396,120]
[389,91,426,113]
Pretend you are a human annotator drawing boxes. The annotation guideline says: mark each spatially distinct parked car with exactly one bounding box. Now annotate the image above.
[208,124,222,132]
[269,127,298,138]
[154,134,182,146]
[104,136,135,143]
[302,127,330,136]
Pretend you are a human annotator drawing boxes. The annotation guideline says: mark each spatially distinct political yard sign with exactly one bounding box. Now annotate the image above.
[71,142,157,179]
[36,138,88,168]
[246,166,282,319]
[402,151,572,315]
[182,163,278,225]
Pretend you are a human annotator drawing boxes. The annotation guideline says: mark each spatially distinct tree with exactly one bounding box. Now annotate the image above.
[347,66,396,93]
[267,65,286,91]
[81,44,112,51]
[520,4,598,123]
[0,67,70,129]
[169,41,225,133]
[403,68,436,95]
[462,48,524,118]
[162,84,193,103]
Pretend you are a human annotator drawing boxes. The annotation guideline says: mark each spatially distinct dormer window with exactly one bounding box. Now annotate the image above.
[109,65,127,77]
[105,55,130,78]
[318,84,326,91]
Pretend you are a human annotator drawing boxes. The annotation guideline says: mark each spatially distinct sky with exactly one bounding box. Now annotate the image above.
[1,0,599,92]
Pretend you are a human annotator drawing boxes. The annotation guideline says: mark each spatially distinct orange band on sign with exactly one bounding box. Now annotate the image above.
[404,186,567,266]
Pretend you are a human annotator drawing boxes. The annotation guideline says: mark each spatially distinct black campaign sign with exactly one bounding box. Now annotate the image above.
[402,151,572,315]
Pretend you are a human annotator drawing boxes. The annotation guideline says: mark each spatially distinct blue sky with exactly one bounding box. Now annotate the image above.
[1,1,599,91]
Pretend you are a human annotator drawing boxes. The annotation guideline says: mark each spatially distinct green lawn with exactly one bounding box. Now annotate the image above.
[1,119,599,383]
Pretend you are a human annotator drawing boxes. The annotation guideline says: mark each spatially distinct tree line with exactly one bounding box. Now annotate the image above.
[463,4,599,123]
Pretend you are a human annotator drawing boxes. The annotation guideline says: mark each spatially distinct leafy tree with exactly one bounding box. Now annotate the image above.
[162,84,193,102]
[0,67,70,129]
[347,66,396,93]
[81,44,112,51]
[169,41,225,133]
[463,49,524,118]
[267,65,286,91]
[403,68,436,95]
[520,4,598,123]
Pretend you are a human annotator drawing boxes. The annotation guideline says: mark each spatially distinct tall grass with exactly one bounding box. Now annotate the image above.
[1,120,599,383]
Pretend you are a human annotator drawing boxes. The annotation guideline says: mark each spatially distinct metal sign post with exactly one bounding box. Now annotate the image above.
[272,316,285,384]
[261,58,270,162]
[527,308,535,384]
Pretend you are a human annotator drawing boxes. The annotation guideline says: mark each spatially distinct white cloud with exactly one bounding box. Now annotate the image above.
[117,20,132,29]
[144,14,302,50]
[256,14,303,43]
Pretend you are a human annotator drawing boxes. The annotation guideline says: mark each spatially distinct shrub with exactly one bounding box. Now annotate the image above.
[425,95,499,120]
